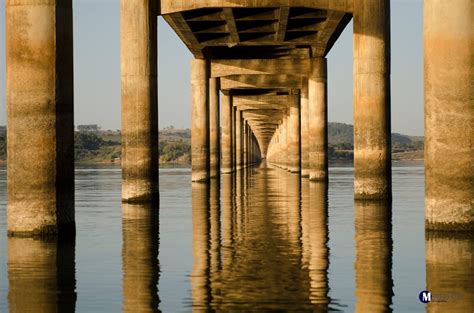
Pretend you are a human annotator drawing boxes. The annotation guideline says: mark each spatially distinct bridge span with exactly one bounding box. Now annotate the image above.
[4,0,473,235]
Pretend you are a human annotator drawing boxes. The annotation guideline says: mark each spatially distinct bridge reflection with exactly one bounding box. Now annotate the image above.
[191,164,333,311]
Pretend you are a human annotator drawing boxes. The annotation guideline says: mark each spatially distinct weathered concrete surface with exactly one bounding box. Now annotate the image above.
[243,122,249,168]
[161,0,354,15]
[309,58,328,182]
[8,236,76,311]
[424,0,474,231]
[232,106,237,172]
[191,59,210,182]
[353,0,391,200]
[6,0,75,236]
[354,200,393,313]
[209,78,220,178]
[221,94,233,173]
[426,232,474,312]
[235,110,243,170]
[301,83,310,177]
[121,0,159,202]
[122,203,160,313]
[288,95,301,173]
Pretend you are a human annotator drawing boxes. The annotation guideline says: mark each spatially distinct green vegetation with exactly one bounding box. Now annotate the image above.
[0,123,423,164]
[0,136,5,160]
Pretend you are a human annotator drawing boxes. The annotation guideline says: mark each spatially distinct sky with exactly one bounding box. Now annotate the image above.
[0,0,424,135]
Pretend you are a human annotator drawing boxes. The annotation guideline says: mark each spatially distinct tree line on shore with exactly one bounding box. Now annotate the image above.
[0,123,424,164]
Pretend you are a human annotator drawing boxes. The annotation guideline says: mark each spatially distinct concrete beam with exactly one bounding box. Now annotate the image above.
[220,74,303,91]
[160,0,354,15]
[211,59,311,78]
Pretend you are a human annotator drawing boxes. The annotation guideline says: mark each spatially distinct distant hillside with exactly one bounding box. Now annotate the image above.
[0,124,423,163]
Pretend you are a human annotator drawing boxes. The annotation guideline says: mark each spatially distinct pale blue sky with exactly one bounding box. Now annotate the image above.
[0,0,423,135]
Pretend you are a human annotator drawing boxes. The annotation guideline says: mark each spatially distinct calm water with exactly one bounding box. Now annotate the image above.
[0,162,472,312]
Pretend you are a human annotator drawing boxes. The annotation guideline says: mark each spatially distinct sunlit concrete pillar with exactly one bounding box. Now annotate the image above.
[121,0,159,202]
[301,82,310,177]
[6,0,75,235]
[8,236,76,312]
[221,93,233,174]
[354,200,393,313]
[191,59,210,182]
[281,117,289,170]
[288,93,301,173]
[243,121,248,168]
[122,203,160,313]
[235,110,243,170]
[424,0,473,231]
[426,232,474,312]
[209,78,220,178]
[232,106,237,172]
[353,0,391,200]
[309,58,328,182]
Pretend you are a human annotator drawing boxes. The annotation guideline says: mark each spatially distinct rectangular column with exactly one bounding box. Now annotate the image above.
[121,0,159,202]
[191,59,210,182]
[221,93,233,174]
[6,0,74,236]
[424,0,473,230]
[353,0,391,200]
[209,77,220,178]
[231,105,236,172]
[288,94,301,173]
[309,58,328,182]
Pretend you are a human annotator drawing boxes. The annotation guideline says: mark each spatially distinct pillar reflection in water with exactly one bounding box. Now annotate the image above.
[191,182,211,311]
[8,237,76,313]
[301,181,330,307]
[426,232,474,313]
[354,200,393,313]
[122,203,160,313]
[191,165,332,311]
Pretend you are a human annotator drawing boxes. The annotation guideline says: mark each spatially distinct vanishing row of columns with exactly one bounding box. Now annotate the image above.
[4,0,473,235]
[191,59,263,183]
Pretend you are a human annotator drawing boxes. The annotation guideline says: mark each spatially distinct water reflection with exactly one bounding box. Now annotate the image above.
[8,236,76,313]
[122,203,160,313]
[426,232,474,313]
[354,200,393,313]
[191,165,333,311]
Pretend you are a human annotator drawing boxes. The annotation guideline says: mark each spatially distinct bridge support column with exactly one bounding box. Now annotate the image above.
[232,106,237,172]
[236,110,243,170]
[288,94,301,173]
[243,122,248,168]
[301,83,310,177]
[191,59,210,182]
[353,0,391,200]
[309,58,328,182]
[209,77,220,178]
[424,0,473,230]
[121,0,159,202]
[221,94,233,174]
[6,0,75,235]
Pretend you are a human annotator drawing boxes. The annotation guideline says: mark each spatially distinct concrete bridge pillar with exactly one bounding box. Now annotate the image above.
[209,78,220,178]
[309,58,328,182]
[235,110,243,170]
[424,0,473,231]
[232,106,237,172]
[121,0,159,201]
[243,121,249,168]
[353,0,391,200]
[288,94,301,173]
[191,59,210,182]
[6,0,75,236]
[301,83,310,177]
[221,94,233,174]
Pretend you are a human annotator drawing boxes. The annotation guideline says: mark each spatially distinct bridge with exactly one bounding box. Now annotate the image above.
[4,0,473,236]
